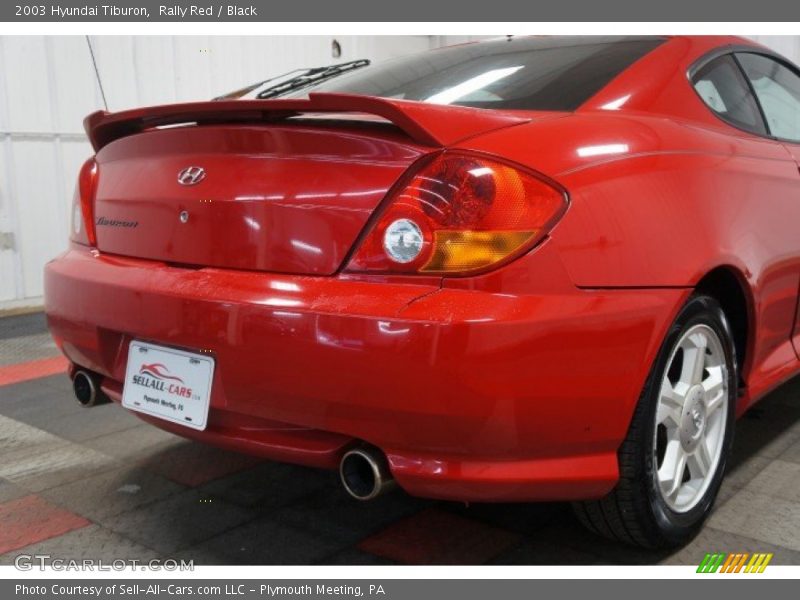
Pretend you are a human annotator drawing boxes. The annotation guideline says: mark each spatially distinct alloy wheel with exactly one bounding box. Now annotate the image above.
[654,323,729,513]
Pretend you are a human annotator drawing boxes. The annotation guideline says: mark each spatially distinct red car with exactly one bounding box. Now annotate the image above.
[45,35,800,548]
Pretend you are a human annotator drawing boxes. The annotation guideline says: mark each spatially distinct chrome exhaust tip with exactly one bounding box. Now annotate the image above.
[72,370,109,407]
[339,447,396,501]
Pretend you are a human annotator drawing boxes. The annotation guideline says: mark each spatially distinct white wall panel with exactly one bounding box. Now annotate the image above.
[131,36,178,107]
[12,140,63,299]
[172,36,215,104]
[50,37,105,133]
[750,36,800,64]
[92,36,141,110]
[0,140,17,302]
[0,36,22,304]
[3,37,55,133]
[0,38,8,135]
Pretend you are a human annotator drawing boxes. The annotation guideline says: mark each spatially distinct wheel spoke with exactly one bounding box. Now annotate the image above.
[657,379,684,426]
[688,438,711,479]
[659,439,687,498]
[703,367,726,416]
[688,438,712,478]
[681,332,708,386]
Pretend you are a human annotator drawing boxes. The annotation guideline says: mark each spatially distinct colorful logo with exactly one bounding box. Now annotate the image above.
[697,552,773,573]
[139,363,185,384]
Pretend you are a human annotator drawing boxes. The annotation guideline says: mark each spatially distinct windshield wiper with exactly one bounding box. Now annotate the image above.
[254,59,370,100]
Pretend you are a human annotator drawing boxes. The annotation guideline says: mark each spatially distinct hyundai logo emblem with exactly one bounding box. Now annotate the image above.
[177,166,206,186]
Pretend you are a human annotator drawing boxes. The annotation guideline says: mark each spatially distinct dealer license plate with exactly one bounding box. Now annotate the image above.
[121,341,215,431]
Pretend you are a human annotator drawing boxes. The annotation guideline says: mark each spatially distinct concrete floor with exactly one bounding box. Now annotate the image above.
[1,312,799,565]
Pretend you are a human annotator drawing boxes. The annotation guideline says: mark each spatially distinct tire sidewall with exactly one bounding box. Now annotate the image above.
[641,295,737,544]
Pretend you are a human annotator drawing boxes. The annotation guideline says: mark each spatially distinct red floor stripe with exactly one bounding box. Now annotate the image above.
[0,495,90,554]
[0,356,68,387]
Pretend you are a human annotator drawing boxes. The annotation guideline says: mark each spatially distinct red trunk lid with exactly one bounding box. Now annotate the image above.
[94,122,428,274]
[88,94,533,275]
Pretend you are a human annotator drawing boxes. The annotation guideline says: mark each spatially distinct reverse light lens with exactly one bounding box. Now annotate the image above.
[383,218,424,263]
[347,152,567,275]
[72,202,82,236]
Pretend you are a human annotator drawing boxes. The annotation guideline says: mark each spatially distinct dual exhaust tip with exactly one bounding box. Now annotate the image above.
[72,370,111,407]
[339,447,396,501]
[73,368,393,500]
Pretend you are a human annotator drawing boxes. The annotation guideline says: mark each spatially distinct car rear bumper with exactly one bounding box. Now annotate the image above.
[44,244,687,502]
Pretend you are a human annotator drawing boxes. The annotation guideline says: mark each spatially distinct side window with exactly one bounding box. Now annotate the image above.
[691,56,767,135]
[736,53,800,142]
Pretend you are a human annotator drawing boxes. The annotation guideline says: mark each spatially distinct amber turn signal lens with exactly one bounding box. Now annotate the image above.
[422,230,537,273]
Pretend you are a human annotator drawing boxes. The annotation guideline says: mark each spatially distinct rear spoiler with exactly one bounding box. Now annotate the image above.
[84,93,530,151]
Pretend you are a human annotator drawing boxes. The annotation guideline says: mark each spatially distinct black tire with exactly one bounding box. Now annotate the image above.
[573,294,737,548]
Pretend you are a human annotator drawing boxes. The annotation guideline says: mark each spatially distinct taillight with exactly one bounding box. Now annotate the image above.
[70,157,98,246]
[346,152,568,275]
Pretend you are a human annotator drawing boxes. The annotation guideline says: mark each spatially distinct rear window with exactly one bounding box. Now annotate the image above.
[289,36,664,111]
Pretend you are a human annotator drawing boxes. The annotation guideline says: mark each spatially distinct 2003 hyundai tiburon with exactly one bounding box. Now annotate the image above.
[45,36,800,547]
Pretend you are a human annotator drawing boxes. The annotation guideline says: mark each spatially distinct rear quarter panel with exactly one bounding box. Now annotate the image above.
[457,113,800,407]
